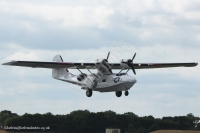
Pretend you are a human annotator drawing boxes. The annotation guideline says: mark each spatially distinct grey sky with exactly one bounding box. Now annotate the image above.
[0,0,200,118]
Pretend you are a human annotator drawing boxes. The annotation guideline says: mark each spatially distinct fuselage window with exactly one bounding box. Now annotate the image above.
[102,79,106,82]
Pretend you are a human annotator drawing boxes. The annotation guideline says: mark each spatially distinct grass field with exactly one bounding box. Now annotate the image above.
[151,130,200,133]
[1,130,200,133]
[0,131,51,133]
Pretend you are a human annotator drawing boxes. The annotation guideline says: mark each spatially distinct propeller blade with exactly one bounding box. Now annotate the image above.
[107,51,110,60]
[109,68,112,74]
[130,65,136,75]
[132,68,136,75]
[121,53,137,74]
[132,53,136,61]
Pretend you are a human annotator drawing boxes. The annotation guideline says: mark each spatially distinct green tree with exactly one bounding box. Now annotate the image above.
[0,110,18,126]
[186,113,200,129]
[149,124,159,132]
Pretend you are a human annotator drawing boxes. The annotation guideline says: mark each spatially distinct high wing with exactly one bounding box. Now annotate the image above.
[2,61,198,69]
[111,62,198,69]
[2,61,95,69]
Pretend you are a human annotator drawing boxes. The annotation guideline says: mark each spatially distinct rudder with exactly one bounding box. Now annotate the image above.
[52,55,70,79]
[53,55,63,62]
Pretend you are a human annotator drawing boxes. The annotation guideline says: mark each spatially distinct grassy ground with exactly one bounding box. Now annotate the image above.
[151,130,200,133]
[0,131,7,133]
[1,130,200,133]
[0,131,52,133]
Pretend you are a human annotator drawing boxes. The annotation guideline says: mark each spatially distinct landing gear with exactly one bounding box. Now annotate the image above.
[86,89,92,97]
[124,91,129,96]
[115,91,122,97]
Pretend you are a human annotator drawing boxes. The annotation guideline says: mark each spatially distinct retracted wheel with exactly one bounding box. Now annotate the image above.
[124,91,129,96]
[115,91,122,97]
[86,89,92,97]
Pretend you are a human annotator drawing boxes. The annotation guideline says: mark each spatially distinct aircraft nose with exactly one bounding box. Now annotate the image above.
[121,76,137,83]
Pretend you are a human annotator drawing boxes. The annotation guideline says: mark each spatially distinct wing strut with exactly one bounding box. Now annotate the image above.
[87,69,93,74]
[77,68,84,74]
[125,69,129,74]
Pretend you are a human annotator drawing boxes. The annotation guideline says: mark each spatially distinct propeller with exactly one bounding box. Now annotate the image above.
[96,51,112,73]
[106,51,110,62]
[104,51,112,73]
[122,53,137,75]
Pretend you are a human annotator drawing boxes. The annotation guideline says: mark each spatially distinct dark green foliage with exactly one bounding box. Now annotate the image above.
[0,110,18,126]
[0,110,199,133]
[149,124,160,132]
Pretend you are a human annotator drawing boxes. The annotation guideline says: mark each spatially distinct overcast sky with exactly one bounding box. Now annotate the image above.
[0,0,200,118]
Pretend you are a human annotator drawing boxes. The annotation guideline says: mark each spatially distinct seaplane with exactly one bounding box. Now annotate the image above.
[2,52,198,97]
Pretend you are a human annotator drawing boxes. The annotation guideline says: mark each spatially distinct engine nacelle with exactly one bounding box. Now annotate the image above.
[96,59,112,74]
[77,73,87,81]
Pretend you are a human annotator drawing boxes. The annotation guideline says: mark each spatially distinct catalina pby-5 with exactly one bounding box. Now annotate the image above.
[2,52,198,97]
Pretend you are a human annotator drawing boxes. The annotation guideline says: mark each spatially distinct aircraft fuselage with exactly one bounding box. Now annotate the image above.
[94,74,136,92]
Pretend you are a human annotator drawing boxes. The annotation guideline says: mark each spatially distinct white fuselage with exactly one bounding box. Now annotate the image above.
[94,74,136,92]
[52,68,137,92]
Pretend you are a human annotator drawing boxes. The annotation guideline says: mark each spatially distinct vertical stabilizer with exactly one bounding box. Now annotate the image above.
[53,55,63,62]
[52,55,70,79]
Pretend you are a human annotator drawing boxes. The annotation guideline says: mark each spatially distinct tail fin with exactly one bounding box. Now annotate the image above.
[53,55,63,62]
[52,55,70,79]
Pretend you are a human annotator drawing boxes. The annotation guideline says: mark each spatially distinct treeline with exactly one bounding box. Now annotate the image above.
[0,110,200,133]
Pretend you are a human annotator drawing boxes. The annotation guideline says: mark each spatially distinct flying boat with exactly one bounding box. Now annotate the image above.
[2,52,198,97]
